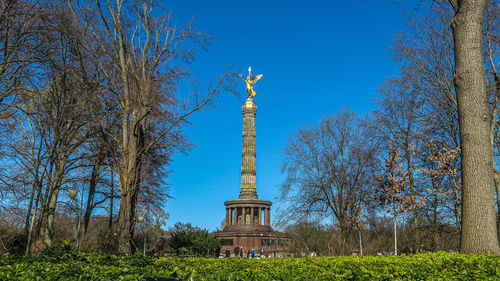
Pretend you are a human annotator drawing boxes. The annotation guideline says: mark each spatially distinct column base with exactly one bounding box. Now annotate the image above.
[239,189,258,199]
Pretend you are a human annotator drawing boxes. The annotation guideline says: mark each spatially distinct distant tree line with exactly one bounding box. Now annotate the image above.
[0,0,234,255]
[277,0,500,255]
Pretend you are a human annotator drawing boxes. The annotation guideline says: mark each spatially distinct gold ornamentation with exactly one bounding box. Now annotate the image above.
[239,67,263,100]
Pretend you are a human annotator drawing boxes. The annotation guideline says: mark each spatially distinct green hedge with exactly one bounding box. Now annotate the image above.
[1,252,499,280]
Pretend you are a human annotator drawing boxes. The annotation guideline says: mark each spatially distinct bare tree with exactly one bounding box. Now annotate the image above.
[5,3,103,249]
[279,109,378,254]
[68,0,235,254]
[373,76,425,252]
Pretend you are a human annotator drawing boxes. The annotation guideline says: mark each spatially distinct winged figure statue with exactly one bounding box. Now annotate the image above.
[239,67,263,100]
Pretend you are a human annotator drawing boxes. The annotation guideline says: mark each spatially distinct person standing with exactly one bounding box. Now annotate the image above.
[251,249,255,258]
[264,249,269,258]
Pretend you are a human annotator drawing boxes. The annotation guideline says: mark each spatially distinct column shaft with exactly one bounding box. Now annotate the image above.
[239,99,258,199]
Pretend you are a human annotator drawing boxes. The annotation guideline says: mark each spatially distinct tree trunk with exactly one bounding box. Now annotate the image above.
[24,181,38,236]
[339,220,350,255]
[25,181,42,255]
[433,197,439,251]
[42,165,64,248]
[358,228,363,256]
[82,153,104,234]
[40,149,68,248]
[394,214,397,255]
[117,113,145,254]
[109,171,114,231]
[451,0,500,254]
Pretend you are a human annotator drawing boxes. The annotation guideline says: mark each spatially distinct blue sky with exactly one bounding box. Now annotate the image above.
[165,0,422,231]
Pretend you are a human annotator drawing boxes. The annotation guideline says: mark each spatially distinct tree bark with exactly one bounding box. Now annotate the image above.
[41,158,65,247]
[117,112,145,254]
[450,0,500,254]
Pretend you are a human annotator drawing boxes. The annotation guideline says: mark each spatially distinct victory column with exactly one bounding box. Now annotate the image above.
[215,67,290,257]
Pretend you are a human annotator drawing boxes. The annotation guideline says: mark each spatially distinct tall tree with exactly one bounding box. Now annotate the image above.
[23,3,100,248]
[386,0,499,250]
[374,76,425,252]
[68,0,234,254]
[279,109,378,254]
[447,0,500,254]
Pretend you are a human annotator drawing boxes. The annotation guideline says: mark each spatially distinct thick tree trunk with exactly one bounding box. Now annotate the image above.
[338,220,350,255]
[117,113,145,254]
[43,191,58,248]
[451,0,500,254]
[117,176,141,254]
[117,193,132,254]
[40,151,67,248]
[117,145,137,254]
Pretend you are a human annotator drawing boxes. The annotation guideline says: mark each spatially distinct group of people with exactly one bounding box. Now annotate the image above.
[227,246,271,258]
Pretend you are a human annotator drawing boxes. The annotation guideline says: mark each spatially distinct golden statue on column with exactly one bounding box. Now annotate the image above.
[239,67,263,99]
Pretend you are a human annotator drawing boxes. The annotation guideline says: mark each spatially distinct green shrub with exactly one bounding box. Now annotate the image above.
[0,252,499,280]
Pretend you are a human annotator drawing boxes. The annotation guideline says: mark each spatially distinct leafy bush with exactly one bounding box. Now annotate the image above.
[0,252,499,280]
[169,222,222,257]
